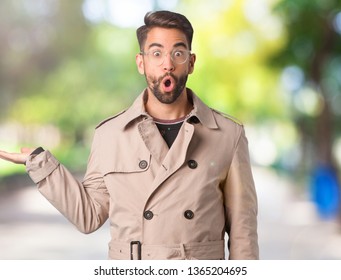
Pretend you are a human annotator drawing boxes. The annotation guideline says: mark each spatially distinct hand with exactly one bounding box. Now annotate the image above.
[0,148,35,165]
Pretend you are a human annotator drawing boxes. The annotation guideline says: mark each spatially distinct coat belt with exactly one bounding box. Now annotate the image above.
[108,240,225,260]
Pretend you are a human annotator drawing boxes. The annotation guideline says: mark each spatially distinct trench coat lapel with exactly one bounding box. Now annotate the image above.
[138,118,169,166]
[161,121,194,174]
[145,122,194,203]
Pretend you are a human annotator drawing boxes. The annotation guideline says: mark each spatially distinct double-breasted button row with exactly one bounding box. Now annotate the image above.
[143,210,194,220]
[139,160,148,169]
[187,159,198,169]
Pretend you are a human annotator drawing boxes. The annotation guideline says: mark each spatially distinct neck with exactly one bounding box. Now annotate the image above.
[145,89,193,120]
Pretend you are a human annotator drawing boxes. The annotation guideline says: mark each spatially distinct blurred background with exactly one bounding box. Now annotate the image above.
[1,0,341,259]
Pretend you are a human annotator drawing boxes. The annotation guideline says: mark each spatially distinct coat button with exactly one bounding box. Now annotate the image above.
[187,160,198,169]
[184,210,194,219]
[144,210,154,220]
[139,160,148,169]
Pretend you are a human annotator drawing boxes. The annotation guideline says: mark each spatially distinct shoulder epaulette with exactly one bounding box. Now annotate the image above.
[95,109,126,129]
[212,109,243,126]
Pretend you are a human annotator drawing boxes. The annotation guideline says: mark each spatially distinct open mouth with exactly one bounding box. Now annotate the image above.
[161,76,175,92]
[164,79,171,88]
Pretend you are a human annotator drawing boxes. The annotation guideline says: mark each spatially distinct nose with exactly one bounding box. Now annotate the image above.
[163,53,175,72]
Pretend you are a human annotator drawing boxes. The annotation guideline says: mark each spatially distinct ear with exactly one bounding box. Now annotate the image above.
[136,53,145,75]
[188,53,196,74]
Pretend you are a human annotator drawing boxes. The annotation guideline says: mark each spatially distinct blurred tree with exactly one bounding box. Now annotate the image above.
[0,0,89,118]
[11,25,142,145]
[269,0,341,218]
[270,0,341,168]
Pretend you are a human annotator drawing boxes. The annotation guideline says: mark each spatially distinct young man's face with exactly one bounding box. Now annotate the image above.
[136,27,196,104]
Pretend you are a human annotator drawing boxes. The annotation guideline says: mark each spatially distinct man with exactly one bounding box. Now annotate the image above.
[0,11,259,260]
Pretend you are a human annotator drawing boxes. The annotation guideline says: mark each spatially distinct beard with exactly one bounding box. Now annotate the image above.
[146,72,188,104]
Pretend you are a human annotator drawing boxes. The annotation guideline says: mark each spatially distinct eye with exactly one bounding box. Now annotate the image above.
[152,51,162,57]
[173,50,184,57]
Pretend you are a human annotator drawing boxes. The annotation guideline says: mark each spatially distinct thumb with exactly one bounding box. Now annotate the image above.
[21,147,35,154]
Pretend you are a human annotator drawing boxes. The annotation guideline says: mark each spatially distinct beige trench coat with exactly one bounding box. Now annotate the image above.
[26,89,259,260]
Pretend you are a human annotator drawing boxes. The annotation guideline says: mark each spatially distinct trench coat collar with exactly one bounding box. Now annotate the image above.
[186,88,218,129]
[121,88,218,130]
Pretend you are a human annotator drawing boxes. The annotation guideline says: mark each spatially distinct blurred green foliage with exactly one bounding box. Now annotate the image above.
[269,0,341,176]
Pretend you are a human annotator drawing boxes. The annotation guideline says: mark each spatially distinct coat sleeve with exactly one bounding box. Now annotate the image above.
[25,130,109,234]
[224,126,259,259]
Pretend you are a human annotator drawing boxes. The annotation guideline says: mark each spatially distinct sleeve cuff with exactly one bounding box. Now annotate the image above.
[30,147,45,156]
[26,150,60,184]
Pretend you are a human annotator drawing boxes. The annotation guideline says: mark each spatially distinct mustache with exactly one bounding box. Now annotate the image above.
[158,72,177,83]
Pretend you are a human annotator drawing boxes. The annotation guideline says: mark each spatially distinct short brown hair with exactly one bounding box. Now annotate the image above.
[136,11,194,51]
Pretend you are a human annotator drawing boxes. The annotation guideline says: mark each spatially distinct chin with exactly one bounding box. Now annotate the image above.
[154,90,181,104]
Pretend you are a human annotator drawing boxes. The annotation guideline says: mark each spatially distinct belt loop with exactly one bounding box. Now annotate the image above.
[180,243,186,259]
[130,241,142,260]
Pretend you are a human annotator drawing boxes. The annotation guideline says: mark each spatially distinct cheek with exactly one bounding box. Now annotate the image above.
[145,73,159,87]
[144,66,156,79]
[143,63,157,76]
[177,62,193,75]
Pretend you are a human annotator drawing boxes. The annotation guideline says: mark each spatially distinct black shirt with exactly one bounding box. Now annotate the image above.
[154,116,186,148]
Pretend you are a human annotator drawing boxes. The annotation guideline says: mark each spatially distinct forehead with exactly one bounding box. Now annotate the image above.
[145,27,189,49]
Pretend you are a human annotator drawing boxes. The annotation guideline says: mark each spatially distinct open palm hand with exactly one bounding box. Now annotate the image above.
[0,148,35,165]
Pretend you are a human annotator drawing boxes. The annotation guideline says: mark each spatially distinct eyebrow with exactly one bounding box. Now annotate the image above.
[174,42,188,49]
[147,43,163,49]
[147,42,188,50]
